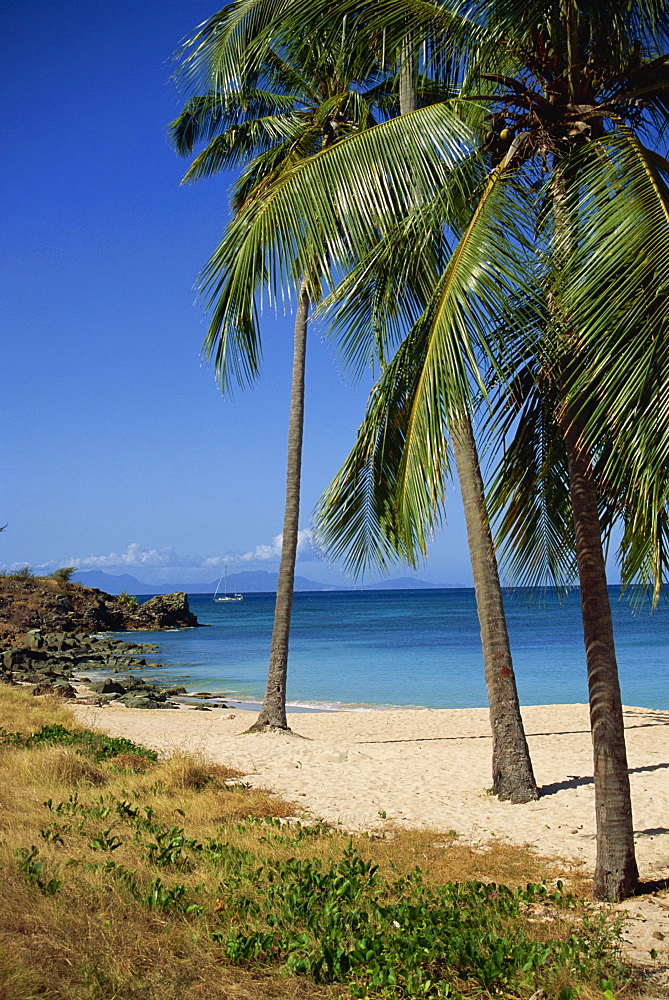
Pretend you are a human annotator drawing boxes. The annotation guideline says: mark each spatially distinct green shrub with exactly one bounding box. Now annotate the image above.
[0,724,158,763]
[214,845,624,998]
[15,846,62,896]
[117,591,139,608]
[52,567,77,582]
[9,566,33,579]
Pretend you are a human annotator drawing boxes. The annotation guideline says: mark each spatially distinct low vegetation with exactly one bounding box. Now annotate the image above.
[51,567,77,583]
[0,686,630,1000]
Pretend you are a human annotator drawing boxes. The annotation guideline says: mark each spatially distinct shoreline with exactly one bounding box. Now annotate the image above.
[71,700,669,884]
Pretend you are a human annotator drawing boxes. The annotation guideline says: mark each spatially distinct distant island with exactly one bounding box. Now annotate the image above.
[72,569,454,596]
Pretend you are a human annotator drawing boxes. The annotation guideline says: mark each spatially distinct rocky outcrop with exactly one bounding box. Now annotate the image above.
[128,592,198,630]
[0,629,190,708]
[0,579,207,710]
[0,577,200,645]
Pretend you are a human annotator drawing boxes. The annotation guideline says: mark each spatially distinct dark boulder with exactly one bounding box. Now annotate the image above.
[3,648,46,670]
[88,679,127,695]
[132,593,198,630]
[53,681,76,698]
[122,696,168,709]
[32,681,76,698]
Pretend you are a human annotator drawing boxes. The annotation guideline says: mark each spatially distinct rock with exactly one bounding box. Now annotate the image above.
[117,687,164,704]
[24,629,44,649]
[3,648,45,669]
[31,683,55,696]
[88,679,127,695]
[53,681,77,698]
[132,593,199,630]
[32,681,75,698]
[122,696,167,710]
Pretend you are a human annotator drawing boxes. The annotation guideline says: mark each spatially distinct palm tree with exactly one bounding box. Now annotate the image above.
[175,1,669,900]
[170,13,392,732]
[399,46,538,804]
[173,6,539,803]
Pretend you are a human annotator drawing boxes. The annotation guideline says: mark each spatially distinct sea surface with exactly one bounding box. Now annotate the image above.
[116,588,669,712]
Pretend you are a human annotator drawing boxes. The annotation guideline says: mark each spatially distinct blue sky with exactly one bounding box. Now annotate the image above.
[2,0,479,587]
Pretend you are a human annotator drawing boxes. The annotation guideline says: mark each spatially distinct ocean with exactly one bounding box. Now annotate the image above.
[117,588,669,712]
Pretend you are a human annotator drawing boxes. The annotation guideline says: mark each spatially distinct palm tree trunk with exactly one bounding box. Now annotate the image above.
[451,416,538,802]
[398,46,536,801]
[561,416,638,899]
[399,35,417,115]
[551,167,637,899]
[248,283,309,732]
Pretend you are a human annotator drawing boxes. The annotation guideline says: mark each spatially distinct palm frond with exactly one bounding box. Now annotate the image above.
[199,100,481,330]
[317,152,484,381]
[168,89,299,155]
[552,128,669,597]
[180,114,308,184]
[314,161,539,573]
[484,352,577,589]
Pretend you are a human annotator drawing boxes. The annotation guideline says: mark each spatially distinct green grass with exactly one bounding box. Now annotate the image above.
[0,686,632,1000]
[0,722,158,763]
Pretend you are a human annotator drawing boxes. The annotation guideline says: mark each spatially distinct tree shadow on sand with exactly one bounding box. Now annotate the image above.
[540,761,669,796]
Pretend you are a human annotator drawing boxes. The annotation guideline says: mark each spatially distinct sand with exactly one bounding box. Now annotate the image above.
[70,701,669,882]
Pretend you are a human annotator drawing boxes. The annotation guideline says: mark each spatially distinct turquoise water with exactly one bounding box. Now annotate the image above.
[117,588,669,711]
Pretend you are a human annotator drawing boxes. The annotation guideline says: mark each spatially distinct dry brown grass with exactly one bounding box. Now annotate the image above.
[355,826,566,889]
[7,744,108,787]
[0,682,82,736]
[150,751,242,791]
[0,867,347,1000]
[106,751,156,772]
[0,686,625,1000]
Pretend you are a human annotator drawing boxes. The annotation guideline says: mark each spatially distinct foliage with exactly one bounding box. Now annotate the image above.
[117,590,139,608]
[8,566,33,579]
[0,723,158,763]
[0,684,630,1000]
[15,846,62,896]
[51,566,77,583]
[180,0,669,599]
[12,786,626,1000]
[171,23,397,398]
[214,845,622,997]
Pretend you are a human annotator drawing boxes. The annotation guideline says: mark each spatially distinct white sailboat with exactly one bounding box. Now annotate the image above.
[213,567,243,602]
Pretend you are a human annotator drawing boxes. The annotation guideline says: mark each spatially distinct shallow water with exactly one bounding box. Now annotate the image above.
[115,588,669,711]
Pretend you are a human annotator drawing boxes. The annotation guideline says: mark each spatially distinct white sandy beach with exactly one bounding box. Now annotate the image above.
[71,701,669,882]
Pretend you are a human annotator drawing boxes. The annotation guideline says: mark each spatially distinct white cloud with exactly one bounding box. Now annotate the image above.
[43,543,194,571]
[244,529,311,561]
[24,531,321,579]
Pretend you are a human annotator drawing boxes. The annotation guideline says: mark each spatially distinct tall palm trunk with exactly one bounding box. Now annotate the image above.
[248,282,309,732]
[552,165,637,898]
[451,417,538,802]
[561,416,638,899]
[399,35,417,115]
[399,43,537,801]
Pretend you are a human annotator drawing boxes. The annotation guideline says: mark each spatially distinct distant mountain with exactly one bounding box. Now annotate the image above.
[72,569,345,595]
[204,570,342,593]
[72,569,445,595]
[362,576,442,590]
[72,571,166,595]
